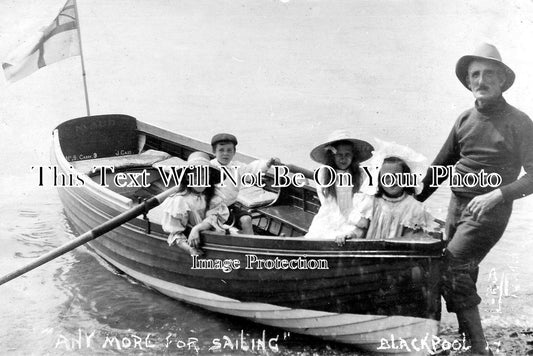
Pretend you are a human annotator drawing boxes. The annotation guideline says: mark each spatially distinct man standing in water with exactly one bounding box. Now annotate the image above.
[417,43,533,355]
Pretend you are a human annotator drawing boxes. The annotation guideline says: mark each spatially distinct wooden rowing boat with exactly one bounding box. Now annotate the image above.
[51,114,445,354]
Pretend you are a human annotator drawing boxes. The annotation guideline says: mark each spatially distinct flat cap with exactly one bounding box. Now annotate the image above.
[211,133,238,146]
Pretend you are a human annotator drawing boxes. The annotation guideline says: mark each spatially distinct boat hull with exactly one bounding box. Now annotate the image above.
[52,115,444,354]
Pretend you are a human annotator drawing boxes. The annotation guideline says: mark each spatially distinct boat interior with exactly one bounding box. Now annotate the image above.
[75,152,319,238]
[57,114,443,240]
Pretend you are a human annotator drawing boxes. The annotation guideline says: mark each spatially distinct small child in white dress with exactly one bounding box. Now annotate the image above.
[305,130,374,239]
[336,140,439,244]
[161,152,229,255]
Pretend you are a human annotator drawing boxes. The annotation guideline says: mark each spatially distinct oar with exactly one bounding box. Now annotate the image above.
[0,185,180,286]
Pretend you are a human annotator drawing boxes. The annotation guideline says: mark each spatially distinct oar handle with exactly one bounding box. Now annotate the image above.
[0,185,179,286]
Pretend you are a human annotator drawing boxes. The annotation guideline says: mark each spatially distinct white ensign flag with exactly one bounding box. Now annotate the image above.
[2,0,80,83]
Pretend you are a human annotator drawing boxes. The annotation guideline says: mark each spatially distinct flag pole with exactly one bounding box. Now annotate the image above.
[73,0,91,116]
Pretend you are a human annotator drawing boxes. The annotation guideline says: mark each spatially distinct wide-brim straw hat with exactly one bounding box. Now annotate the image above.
[455,43,515,92]
[181,151,222,185]
[361,138,427,195]
[310,130,374,164]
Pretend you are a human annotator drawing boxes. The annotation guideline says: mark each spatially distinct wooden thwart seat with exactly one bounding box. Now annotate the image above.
[254,205,315,236]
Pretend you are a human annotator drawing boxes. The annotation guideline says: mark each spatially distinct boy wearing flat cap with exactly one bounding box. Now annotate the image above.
[209,133,280,235]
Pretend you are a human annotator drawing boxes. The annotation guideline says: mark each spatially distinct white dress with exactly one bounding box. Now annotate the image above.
[351,192,438,240]
[161,191,229,245]
[306,168,362,239]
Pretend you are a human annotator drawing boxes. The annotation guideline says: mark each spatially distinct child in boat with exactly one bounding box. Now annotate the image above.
[161,151,229,255]
[208,133,280,235]
[305,130,374,239]
[336,140,439,244]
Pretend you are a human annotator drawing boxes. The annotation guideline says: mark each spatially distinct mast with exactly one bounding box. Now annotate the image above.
[73,0,91,116]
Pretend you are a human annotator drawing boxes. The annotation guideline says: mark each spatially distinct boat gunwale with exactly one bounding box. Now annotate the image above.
[52,114,444,352]
[53,116,446,256]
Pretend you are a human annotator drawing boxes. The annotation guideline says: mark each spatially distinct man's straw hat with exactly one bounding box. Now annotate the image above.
[455,43,515,92]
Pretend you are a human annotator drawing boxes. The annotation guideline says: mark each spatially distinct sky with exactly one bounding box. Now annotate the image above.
[1,0,533,176]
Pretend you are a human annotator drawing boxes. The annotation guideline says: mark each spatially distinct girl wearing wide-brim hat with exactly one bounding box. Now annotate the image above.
[306,130,374,240]
[160,151,229,255]
[341,139,440,243]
